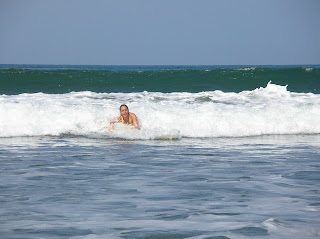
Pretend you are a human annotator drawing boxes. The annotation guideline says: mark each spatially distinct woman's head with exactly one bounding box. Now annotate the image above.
[120,104,129,117]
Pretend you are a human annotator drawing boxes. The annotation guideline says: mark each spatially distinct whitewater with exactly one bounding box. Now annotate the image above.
[1,82,320,139]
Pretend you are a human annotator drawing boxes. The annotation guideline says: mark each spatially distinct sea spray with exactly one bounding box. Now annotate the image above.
[1,83,319,139]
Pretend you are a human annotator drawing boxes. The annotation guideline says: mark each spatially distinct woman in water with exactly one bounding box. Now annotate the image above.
[110,104,140,130]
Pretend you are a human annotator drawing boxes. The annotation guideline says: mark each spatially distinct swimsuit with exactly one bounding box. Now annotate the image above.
[120,114,133,125]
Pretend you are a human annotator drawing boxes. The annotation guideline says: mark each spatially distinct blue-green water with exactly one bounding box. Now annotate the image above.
[0,65,320,238]
[1,65,319,94]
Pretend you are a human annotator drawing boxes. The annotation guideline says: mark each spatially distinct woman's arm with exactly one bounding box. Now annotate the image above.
[110,117,120,124]
[130,113,140,129]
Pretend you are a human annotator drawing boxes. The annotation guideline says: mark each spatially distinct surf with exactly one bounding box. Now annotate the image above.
[1,82,319,139]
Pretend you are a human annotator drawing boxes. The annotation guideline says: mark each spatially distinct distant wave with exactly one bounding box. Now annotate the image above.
[0,66,319,94]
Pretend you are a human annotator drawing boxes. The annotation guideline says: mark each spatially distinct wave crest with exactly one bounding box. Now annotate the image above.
[1,83,319,139]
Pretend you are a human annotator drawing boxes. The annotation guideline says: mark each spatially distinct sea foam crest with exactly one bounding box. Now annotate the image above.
[236,67,256,71]
[0,83,320,139]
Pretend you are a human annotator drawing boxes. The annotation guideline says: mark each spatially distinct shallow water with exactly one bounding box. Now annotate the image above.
[0,135,320,239]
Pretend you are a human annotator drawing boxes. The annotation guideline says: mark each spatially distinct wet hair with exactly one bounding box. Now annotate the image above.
[120,104,129,112]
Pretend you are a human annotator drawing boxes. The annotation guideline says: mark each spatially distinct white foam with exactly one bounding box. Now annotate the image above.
[1,83,320,139]
[262,218,284,232]
[301,206,319,212]
[236,67,256,71]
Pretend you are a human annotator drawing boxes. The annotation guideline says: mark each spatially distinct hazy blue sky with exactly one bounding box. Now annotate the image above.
[1,0,319,65]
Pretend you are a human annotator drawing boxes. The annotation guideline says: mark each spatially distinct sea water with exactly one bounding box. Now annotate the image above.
[0,65,320,238]
[1,135,320,239]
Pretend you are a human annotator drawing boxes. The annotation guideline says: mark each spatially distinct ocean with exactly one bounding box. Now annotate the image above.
[0,65,320,238]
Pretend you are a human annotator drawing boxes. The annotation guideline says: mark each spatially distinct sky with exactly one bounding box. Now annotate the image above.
[1,0,320,65]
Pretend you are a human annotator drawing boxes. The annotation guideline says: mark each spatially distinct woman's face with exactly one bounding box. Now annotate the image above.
[120,106,129,117]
